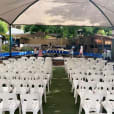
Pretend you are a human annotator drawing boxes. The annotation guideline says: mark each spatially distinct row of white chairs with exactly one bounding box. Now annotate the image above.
[0,57,53,114]
[0,93,43,114]
[64,57,114,114]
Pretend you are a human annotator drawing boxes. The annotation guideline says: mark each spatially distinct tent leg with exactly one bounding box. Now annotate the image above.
[9,25,12,57]
[111,39,114,60]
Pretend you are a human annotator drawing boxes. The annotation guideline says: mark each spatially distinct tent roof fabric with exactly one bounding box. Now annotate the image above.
[0,0,114,27]
[0,0,37,24]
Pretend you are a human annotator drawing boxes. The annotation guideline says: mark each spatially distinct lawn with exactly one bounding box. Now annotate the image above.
[43,67,80,114]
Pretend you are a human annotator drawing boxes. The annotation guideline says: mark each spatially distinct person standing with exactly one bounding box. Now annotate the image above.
[103,48,107,60]
[79,45,83,57]
[34,47,38,58]
[69,48,74,58]
[38,48,43,57]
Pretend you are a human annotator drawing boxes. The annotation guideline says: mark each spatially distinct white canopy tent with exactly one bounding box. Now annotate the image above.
[0,0,114,56]
[14,0,114,27]
[0,0,114,27]
[0,0,37,25]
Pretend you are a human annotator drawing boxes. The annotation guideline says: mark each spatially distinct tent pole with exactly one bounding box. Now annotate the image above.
[89,0,113,27]
[9,25,12,57]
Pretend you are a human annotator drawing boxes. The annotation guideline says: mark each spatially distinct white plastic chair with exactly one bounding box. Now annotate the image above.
[79,92,101,114]
[20,93,43,114]
[29,80,47,103]
[102,93,114,114]
[0,93,20,114]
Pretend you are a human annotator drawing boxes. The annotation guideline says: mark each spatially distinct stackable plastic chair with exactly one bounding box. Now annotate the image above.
[76,81,96,105]
[0,93,20,114]
[29,80,47,103]
[0,79,10,88]
[79,92,101,114]
[20,93,43,114]
[95,82,112,99]
[0,86,12,93]
[102,94,114,114]
[30,87,46,103]
[11,80,29,94]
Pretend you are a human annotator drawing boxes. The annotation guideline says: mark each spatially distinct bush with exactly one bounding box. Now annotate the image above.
[2,44,9,52]
[20,47,33,51]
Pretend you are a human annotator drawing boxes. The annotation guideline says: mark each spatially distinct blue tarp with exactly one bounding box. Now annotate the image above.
[43,50,102,58]
[0,50,102,58]
[0,51,34,57]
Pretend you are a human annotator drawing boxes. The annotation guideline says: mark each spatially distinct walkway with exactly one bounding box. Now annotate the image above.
[44,67,79,114]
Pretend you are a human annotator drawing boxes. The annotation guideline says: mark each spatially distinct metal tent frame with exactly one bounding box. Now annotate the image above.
[0,0,38,56]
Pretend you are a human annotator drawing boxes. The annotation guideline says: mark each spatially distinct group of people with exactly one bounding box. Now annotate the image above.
[70,45,83,57]
[34,45,84,58]
[103,48,111,60]
[34,47,43,58]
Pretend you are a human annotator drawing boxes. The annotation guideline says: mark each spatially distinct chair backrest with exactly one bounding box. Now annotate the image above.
[11,80,27,87]
[0,80,10,87]
[96,82,111,91]
[28,80,45,88]
[106,93,114,101]
[82,91,101,102]
[0,93,17,101]
[79,81,96,90]
[20,93,41,103]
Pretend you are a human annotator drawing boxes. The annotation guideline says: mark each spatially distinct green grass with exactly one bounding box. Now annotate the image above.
[43,67,79,114]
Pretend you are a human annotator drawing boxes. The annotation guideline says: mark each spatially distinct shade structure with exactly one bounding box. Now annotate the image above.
[13,0,114,27]
[0,0,114,27]
[11,0,114,27]
[0,0,38,25]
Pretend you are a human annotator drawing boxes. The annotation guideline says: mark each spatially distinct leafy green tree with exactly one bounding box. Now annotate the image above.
[0,20,8,33]
[97,29,106,35]
[104,28,112,36]
[24,25,112,39]
[24,25,31,33]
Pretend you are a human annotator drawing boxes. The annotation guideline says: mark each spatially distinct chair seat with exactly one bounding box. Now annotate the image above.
[82,100,101,113]
[0,100,20,111]
[102,101,114,112]
[22,100,41,112]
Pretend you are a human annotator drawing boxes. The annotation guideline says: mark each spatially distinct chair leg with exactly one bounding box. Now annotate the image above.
[19,106,21,114]
[48,83,49,93]
[33,111,37,114]
[10,111,14,114]
[23,111,26,114]
[79,104,82,114]
[44,92,47,103]
[40,106,43,114]
[0,111,3,114]
[49,80,51,85]
[71,85,74,93]
[74,89,76,98]
[75,94,77,104]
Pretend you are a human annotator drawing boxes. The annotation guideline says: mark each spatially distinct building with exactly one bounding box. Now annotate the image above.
[75,34,112,53]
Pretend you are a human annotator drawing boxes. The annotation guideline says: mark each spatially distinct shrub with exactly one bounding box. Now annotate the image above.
[20,47,33,51]
[2,44,9,52]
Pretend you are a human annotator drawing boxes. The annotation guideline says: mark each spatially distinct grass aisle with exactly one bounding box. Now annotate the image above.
[43,67,78,114]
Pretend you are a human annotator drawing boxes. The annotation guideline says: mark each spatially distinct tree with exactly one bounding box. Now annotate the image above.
[97,29,106,35]
[0,20,8,33]
[24,25,112,39]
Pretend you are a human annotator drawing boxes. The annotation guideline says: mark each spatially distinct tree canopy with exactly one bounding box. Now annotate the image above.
[0,20,8,33]
[24,25,112,39]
